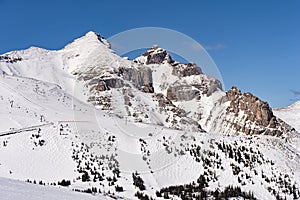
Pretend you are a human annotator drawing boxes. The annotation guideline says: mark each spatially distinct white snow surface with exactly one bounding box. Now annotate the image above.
[0,177,111,200]
[274,101,300,132]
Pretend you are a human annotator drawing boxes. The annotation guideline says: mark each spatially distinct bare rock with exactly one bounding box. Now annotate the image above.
[172,62,202,77]
[140,84,154,93]
[167,85,199,101]
[221,86,294,136]
[142,46,173,64]
[120,66,154,93]
[95,81,108,91]
[104,78,124,88]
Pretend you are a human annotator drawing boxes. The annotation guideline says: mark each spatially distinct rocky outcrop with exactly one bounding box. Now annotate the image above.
[104,78,124,89]
[197,78,223,96]
[222,87,273,126]
[167,85,200,101]
[139,46,203,78]
[120,66,154,93]
[89,78,124,92]
[142,46,173,64]
[94,81,107,91]
[78,62,154,93]
[140,84,154,93]
[221,87,294,136]
[156,93,176,109]
[166,75,223,101]
[172,62,202,77]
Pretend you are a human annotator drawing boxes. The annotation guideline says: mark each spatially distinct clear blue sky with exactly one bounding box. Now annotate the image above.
[0,0,299,108]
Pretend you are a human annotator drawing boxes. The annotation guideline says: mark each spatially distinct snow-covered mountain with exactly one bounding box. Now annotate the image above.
[0,31,299,199]
[274,101,300,133]
[133,46,294,136]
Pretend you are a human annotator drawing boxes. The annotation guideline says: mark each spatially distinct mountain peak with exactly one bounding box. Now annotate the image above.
[83,31,105,42]
[64,31,111,50]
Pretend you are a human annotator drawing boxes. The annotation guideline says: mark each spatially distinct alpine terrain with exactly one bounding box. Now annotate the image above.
[0,31,299,200]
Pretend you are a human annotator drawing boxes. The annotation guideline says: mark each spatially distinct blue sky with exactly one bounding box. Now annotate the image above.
[0,0,299,108]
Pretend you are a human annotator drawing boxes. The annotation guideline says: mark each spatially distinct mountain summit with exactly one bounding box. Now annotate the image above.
[64,31,111,50]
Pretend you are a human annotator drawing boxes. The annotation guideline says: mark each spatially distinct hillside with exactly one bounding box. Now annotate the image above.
[0,177,111,200]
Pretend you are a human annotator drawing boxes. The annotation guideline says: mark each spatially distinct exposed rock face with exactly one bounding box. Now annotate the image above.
[172,62,202,77]
[199,78,223,96]
[94,81,107,91]
[140,84,154,93]
[222,87,273,126]
[89,78,124,92]
[142,46,173,64]
[104,78,124,89]
[156,93,174,108]
[77,62,154,94]
[221,87,294,136]
[141,46,203,78]
[120,66,154,92]
[167,85,200,101]
[139,47,222,100]
[166,76,223,102]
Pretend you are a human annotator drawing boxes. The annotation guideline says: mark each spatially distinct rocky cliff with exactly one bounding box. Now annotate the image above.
[220,87,294,135]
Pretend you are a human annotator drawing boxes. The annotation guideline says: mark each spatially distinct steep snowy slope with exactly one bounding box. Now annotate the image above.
[0,32,299,199]
[274,101,300,132]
